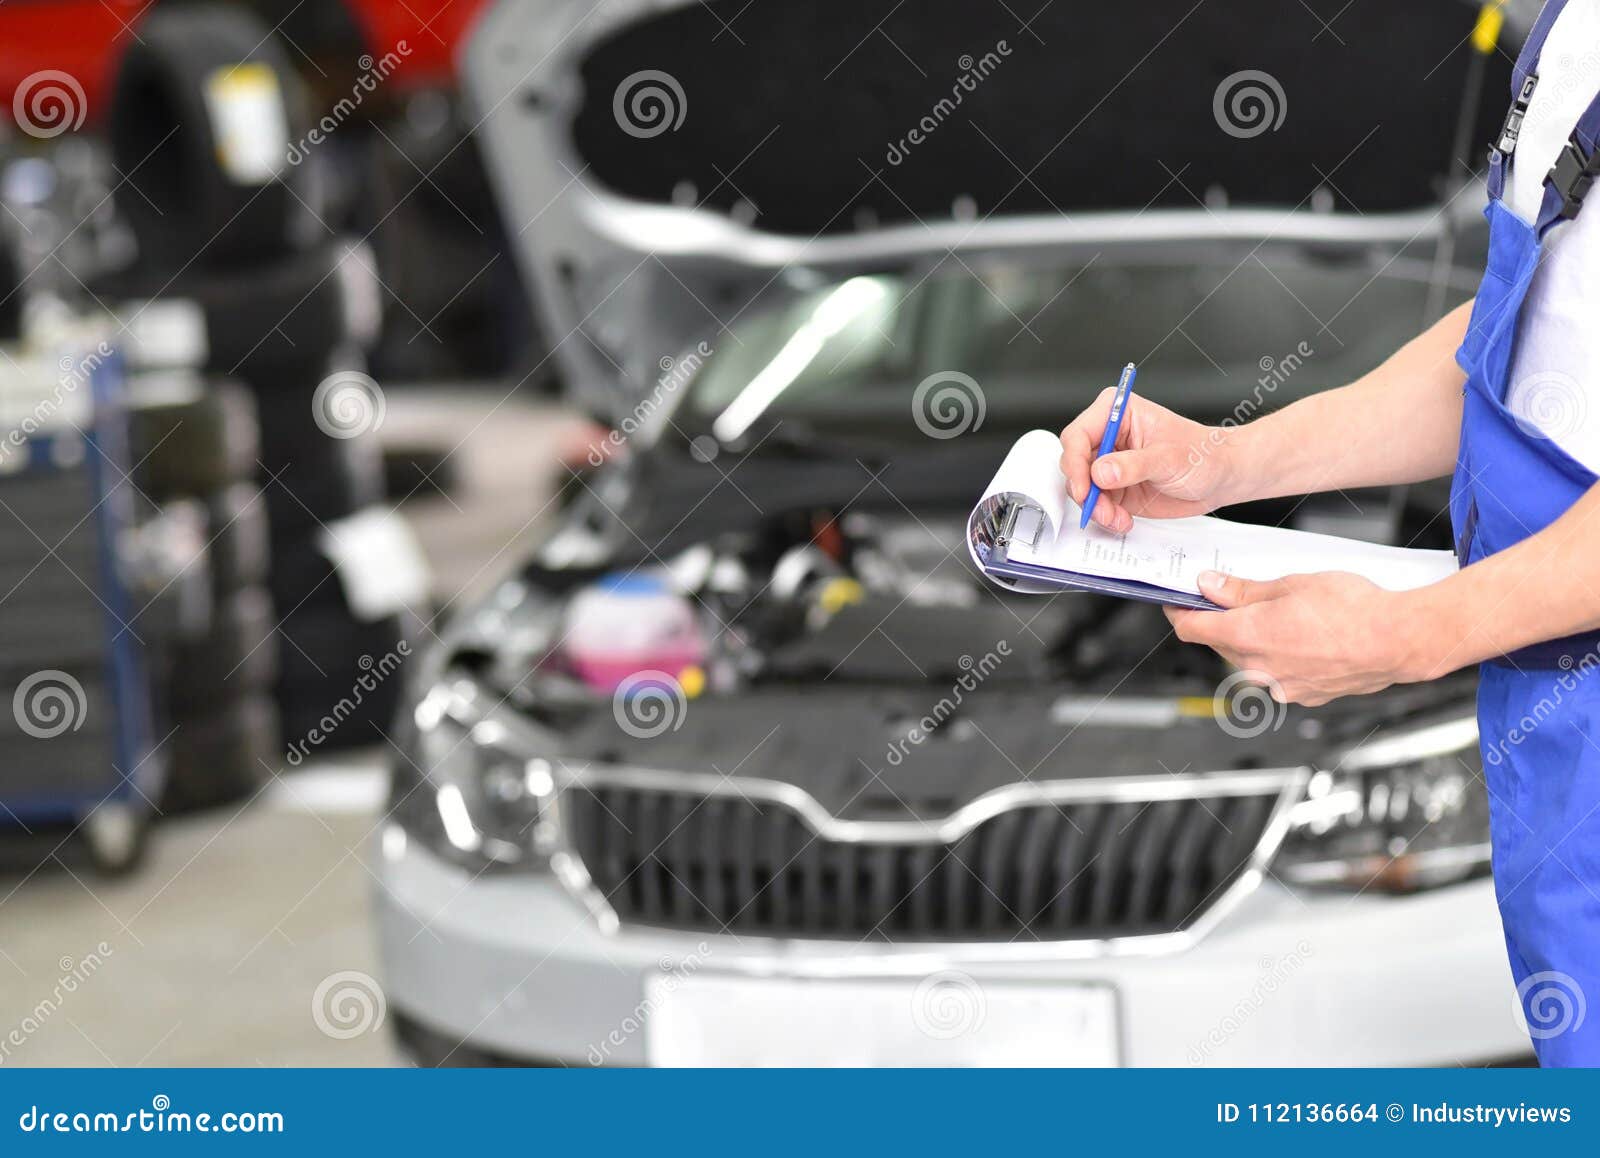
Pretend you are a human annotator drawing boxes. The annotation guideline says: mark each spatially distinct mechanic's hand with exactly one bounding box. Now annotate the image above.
[1164,571,1425,707]
[1058,392,1237,534]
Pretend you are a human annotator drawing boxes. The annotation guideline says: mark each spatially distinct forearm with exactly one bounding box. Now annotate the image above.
[1219,300,1472,504]
[1398,480,1600,677]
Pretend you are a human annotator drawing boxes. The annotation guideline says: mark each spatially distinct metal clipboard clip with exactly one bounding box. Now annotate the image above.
[991,499,1047,565]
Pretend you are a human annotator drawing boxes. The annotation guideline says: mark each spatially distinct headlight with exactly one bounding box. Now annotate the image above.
[1276,716,1488,893]
[390,677,559,872]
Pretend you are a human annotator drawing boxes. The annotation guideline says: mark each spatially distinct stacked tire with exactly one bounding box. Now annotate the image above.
[127,381,281,812]
[107,2,416,756]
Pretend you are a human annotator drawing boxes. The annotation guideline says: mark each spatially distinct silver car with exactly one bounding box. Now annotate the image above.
[374,0,1536,1065]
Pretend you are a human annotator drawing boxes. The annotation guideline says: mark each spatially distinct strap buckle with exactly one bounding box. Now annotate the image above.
[1497,72,1539,156]
[1549,133,1600,220]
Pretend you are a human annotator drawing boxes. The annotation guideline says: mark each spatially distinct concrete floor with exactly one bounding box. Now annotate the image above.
[0,385,588,1067]
[0,762,400,1066]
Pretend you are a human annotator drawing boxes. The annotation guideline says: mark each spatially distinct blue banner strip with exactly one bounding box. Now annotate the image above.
[0,1069,1593,1154]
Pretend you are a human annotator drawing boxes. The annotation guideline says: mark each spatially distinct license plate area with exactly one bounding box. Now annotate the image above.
[645,972,1120,1067]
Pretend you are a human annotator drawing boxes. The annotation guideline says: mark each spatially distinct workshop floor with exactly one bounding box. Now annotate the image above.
[0,384,589,1067]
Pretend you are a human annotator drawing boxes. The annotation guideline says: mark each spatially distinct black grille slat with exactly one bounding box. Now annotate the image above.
[1088,802,1142,930]
[702,798,728,924]
[632,789,662,921]
[978,811,1021,930]
[1127,800,1184,927]
[666,794,698,924]
[569,780,1286,942]
[1164,796,1222,924]
[764,806,790,927]
[1051,802,1100,932]
[908,843,939,932]
[594,788,624,897]
[1211,794,1268,884]
[1015,807,1058,932]
[730,801,759,925]
[834,840,858,931]
[869,844,898,935]
[945,833,975,933]
[800,821,826,931]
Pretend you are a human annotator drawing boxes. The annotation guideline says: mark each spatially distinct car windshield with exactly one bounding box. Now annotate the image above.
[686,248,1471,440]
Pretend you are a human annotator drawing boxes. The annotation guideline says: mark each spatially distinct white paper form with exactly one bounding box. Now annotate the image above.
[968,430,1458,598]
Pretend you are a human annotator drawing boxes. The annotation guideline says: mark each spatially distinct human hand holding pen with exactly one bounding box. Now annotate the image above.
[1078,363,1137,529]
[1057,388,1243,535]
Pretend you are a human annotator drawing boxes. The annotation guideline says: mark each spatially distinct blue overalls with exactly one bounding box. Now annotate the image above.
[1450,0,1600,1066]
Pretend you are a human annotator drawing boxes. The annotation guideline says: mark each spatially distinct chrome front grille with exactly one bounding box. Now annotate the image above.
[562,770,1305,944]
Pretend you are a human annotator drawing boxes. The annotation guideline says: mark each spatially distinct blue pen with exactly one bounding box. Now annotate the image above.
[1080,362,1138,529]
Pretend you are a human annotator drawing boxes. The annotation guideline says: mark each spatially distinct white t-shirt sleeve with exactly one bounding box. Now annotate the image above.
[1500,0,1600,474]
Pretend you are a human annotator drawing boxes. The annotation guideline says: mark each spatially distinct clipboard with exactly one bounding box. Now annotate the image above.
[983,499,1221,611]
[967,430,1458,609]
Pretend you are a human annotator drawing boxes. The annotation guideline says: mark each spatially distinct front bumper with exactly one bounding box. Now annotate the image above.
[374,825,1529,1066]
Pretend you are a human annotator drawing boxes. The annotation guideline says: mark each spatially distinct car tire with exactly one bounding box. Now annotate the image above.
[108,2,307,272]
[187,245,355,378]
[261,434,385,540]
[204,484,271,594]
[162,694,281,813]
[168,587,278,713]
[128,379,259,500]
[275,607,411,749]
[265,535,338,608]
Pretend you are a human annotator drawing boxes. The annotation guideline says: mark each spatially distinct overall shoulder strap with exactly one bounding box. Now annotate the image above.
[1535,76,1600,232]
[1488,0,1570,200]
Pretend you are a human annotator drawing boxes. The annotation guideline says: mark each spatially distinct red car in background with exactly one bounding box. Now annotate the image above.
[0,0,488,133]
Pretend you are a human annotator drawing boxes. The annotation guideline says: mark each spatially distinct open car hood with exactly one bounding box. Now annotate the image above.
[465,0,1528,413]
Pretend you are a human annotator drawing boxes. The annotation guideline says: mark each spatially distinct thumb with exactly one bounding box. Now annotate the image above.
[1197,571,1285,608]
[1090,444,1184,491]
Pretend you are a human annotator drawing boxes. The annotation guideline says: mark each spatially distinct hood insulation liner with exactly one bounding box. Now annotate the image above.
[571,0,1512,234]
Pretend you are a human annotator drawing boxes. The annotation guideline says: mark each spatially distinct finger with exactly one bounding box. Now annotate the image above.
[1196,571,1288,609]
[1058,388,1118,505]
[1088,491,1133,535]
[1089,443,1182,494]
[1058,427,1095,506]
[1165,606,1225,646]
[1169,607,1263,661]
